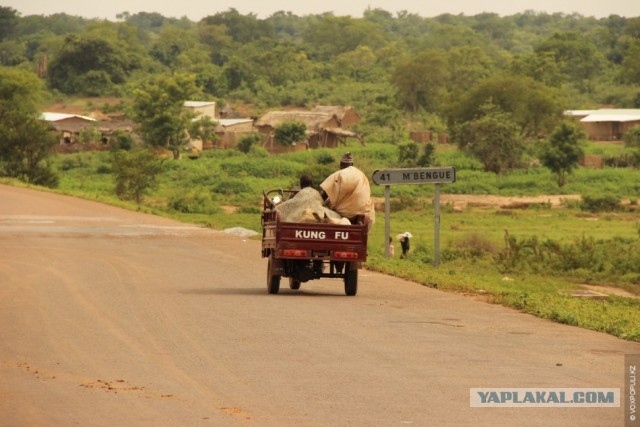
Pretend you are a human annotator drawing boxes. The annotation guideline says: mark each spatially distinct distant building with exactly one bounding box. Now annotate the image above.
[41,112,97,144]
[255,106,363,152]
[565,109,640,141]
[184,101,215,120]
[214,118,255,149]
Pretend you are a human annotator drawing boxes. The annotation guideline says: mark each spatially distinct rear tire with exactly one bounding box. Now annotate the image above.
[267,256,280,294]
[344,267,358,296]
[289,278,301,290]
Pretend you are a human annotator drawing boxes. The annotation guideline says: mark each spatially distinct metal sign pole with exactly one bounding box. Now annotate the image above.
[434,183,441,267]
[384,185,391,257]
[371,167,455,265]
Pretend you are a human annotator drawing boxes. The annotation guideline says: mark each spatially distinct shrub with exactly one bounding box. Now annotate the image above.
[212,179,252,196]
[109,131,133,151]
[316,153,335,165]
[96,165,111,174]
[169,191,219,214]
[112,148,164,204]
[390,193,419,211]
[236,133,262,153]
[580,195,622,212]
[59,157,84,171]
[248,145,269,158]
[274,121,306,146]
[398,142,419,166]
[238,205,261,214]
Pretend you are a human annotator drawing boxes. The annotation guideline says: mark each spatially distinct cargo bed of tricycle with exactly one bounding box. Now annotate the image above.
[261,189,368,296]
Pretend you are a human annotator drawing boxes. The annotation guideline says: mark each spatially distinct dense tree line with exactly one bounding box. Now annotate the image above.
[2,7,639,114]
[1,6,639,185]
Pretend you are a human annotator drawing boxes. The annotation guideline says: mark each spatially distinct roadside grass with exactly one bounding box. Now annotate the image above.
[365,254,640,341]
[19,142,640,342]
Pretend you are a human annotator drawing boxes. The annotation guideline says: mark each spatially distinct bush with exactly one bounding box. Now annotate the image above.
[390,193,420,211]
[109,131,133,151]
[236,133,262,153]
[238,205,261,214]
[316,153,335,165]
[248,145,269,157]
[212,179,252,196]
[169,191,219,214]
[59,157,84,171]
[221,158,302,178]
[580,195,622,212]
[96,165,111,174]
[112,148,164,204]
[274,121,306,146]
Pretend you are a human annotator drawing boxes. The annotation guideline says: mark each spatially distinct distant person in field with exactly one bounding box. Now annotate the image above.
[397,232,412,258]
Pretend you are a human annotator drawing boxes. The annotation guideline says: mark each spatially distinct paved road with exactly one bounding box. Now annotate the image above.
[1,184,638,426]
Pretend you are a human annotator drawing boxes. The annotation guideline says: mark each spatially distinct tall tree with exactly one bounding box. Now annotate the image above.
[534,32,605,92]
[448,73,561,138]
[539,122,585,187]
[0,6,18,41]
[112,148,164,204]
[130,73,201,159]
[0,68,57,186]
[200,9,273,44]
[303,14,386,60]
[391,50,450,113]
[453,101,524,174]
[47,33,140,95]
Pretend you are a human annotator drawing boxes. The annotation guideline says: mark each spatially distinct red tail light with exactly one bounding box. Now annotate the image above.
[283,249,309,258]
[334,251,359,260]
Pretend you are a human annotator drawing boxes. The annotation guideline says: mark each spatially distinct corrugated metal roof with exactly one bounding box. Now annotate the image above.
[564,110,597,116]
[184,101,215,108]
[219,118,253,127]
[41,112,96,122]
[580,109,640,122]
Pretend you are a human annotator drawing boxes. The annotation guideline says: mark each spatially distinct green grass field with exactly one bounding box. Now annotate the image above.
[12,141,638,341]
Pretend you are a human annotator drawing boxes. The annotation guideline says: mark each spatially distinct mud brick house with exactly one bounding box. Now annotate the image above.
[41,112,97,144]
[255,106,363,152]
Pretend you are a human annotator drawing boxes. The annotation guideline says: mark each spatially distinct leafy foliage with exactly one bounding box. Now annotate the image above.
[236,133,262,153]
[130,73,201,158]
[47,34,140,95]
[0,67,58,186]
[274,121,306,146]
[111,148,164,203]
[538,122,586,187]
[453,101,524,174]
[623,126,640,150]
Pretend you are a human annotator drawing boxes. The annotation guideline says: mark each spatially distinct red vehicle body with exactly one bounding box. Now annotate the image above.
[261,189,368,295]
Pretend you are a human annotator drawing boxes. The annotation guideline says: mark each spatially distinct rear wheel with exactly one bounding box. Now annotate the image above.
[289,278,301,290]
[344,267,358,296]
[267,256,280,294]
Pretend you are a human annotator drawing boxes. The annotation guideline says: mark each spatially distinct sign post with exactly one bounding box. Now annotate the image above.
[372,167,456,267]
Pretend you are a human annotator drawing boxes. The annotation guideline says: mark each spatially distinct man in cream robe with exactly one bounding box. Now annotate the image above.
[320,153,375,231]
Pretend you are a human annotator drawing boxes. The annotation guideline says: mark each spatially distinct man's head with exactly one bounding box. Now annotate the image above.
[340,152,354,169]
[299,174,313,189]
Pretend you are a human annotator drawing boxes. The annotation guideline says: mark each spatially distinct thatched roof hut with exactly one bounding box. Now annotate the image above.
[254,111,339,133]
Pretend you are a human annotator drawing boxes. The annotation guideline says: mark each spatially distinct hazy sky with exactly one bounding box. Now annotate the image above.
[4,0,640,21]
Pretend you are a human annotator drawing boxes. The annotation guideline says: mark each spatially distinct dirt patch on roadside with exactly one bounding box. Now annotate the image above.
[581,285,640,299]
[439,194,581,210]
[373,194,582,211]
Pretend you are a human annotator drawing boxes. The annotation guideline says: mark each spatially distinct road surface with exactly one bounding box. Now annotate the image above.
[1,184,638,426]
